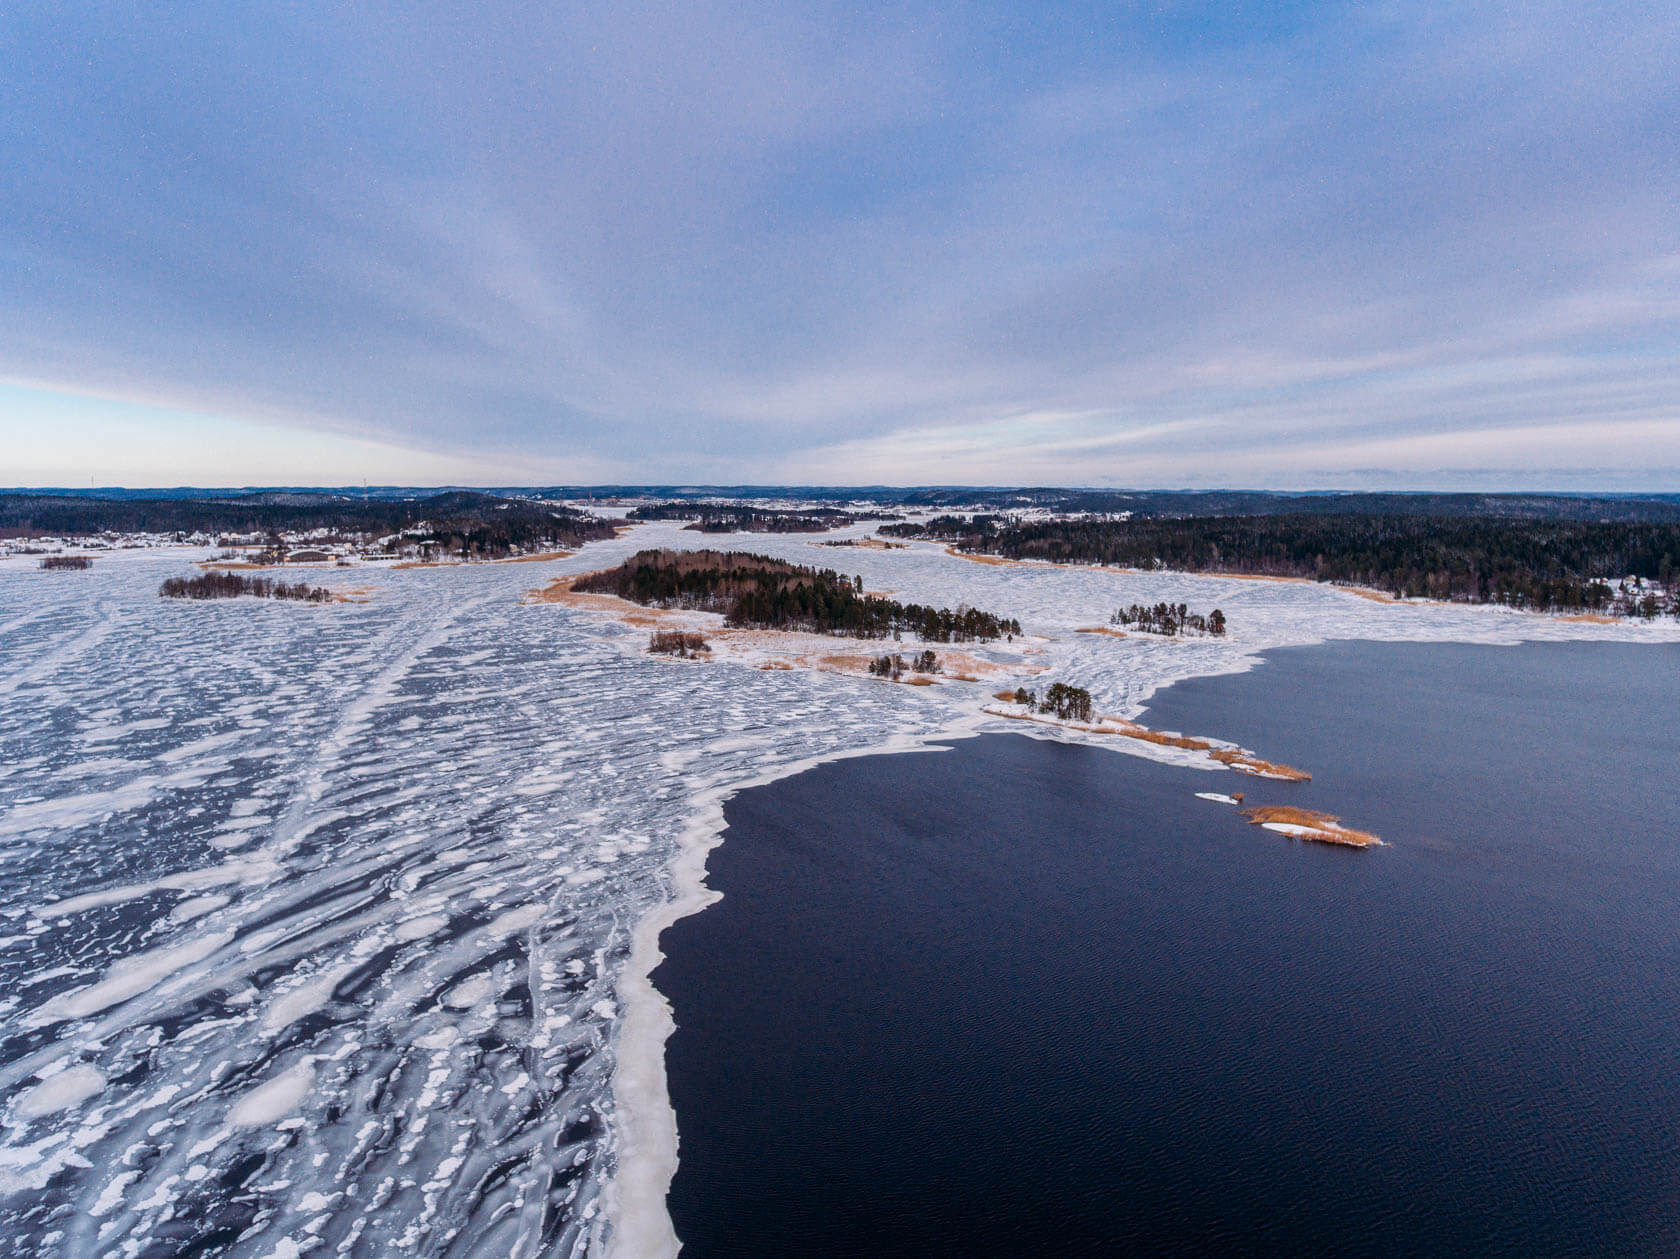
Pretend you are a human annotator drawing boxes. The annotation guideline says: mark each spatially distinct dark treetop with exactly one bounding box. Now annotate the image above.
[625,503,891,533]
[573,549,1021,641]
[0,490,617,557]
[885,514,1680,616]
[159,570,332,602]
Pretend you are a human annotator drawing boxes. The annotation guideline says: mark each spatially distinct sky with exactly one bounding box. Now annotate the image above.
[1,2,1676,489]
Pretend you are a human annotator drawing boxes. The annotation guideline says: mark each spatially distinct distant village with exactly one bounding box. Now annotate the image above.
[3,524,482,566]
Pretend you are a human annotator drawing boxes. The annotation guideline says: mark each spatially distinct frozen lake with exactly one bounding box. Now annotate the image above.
[2,526,1675,1256]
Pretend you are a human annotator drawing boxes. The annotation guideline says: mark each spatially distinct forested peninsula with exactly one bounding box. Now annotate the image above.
[884,515,1680,616]
[1,491,617,561]
[573,549,1021,640]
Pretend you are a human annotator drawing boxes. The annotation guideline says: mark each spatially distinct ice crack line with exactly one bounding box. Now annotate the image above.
[0,604,122,698]
[267,595,487,860]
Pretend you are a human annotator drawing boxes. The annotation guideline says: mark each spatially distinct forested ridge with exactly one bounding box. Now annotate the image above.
[0,491,617,557]
[574,550,1021,640]
[884,490,1680,521]
[626,503,882,532]
[886,515,1680,615]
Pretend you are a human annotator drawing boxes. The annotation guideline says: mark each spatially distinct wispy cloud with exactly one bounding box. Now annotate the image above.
[0,2,1674,485]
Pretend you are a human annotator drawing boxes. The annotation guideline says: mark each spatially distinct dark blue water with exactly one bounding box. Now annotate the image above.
[658,642,1680,1256]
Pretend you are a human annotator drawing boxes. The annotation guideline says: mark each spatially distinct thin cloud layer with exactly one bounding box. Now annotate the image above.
[1,2,1675,486]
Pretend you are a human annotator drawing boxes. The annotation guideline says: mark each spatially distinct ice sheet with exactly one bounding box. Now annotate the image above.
[1,524,1673,1257]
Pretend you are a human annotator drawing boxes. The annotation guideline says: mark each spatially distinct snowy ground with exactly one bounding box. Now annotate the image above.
[2,521,1675,1258]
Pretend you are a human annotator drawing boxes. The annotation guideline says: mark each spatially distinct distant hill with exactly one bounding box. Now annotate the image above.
[0,490,614,542]
[6,486,1679,530]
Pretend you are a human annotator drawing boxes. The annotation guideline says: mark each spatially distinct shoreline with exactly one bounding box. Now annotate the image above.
[640,640,1680,1256]
[603,713,993,1259]
[535,547,1680,1251]
[598,637,1328,1251]
[526,571,1042,685]
[934,544,1658,620]
[602,661,1376,1251]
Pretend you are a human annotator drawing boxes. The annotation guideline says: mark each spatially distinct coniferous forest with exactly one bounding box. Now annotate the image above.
[886,515,1680,616]
[574,550,1021,640]
[1112,603,1226,636]
[1,491,617,559]
[625,503,879,533]
[1010,683,1094,722]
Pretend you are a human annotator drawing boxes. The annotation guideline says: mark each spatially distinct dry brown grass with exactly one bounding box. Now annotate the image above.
[1117,725,1213,752]
[1558,613,1618,624]
[1209,748,1312,781]
[395,549,574,570]
[942,545,1026,567]
[1202,571,1315,585]
[496,549,575,564]
[1075,626,1127,637]
[525,571,690,627]
[1241,805,1381,847]
[527,571,600,603]
[984,705,1317,782]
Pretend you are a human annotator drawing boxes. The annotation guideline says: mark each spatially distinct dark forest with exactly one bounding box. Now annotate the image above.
[885,515,1680,616]
[574,550,1021,640]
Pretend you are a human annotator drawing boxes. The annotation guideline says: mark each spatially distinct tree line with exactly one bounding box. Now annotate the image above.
[575,550,1022,640]
[627,503,882,533]
[889,514,1680,616]
[0,490,617,554]
[160,571,333,602]
[400,509,616,561]
[40,555,93,570]
[649,630,711,657]
[1111,603,1226,636]
[880,490,1680,521]
[868,650,941,679]
[1011,683,1094,722]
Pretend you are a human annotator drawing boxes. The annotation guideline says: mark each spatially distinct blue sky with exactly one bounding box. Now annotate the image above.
[2,2,1676,488]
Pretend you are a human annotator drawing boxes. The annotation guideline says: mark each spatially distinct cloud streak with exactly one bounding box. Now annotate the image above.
[1,1,1675,486]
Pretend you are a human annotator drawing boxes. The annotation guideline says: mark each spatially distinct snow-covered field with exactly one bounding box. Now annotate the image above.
[2,521,1675,1257]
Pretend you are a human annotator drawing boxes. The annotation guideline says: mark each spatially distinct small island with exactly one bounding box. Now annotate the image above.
[649,630,711,658]
[160,571,333,602]
[1241,805,1382,847]
[1111,602,1226,636]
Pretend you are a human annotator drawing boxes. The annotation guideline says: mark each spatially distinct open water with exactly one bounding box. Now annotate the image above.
[661,641,1680,1256]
